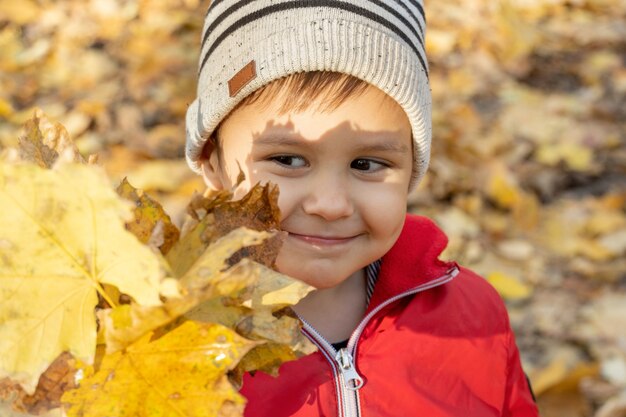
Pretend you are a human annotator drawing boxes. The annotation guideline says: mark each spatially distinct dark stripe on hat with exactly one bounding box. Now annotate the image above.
[205,0,426,25]
[205,0,224,16]
[199,0,428,77]
[203,0,251,36]
[368,0,424,45]
[408,0,425,23]
[202,0,256,52]
[201,0,424,55]
[394,0,425,32]
[204,0,245,18]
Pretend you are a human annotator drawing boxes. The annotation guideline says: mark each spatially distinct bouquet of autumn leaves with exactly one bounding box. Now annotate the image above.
[0,110,316,417]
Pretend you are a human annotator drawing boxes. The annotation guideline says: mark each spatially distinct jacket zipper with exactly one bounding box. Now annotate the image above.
[298,266,459,417]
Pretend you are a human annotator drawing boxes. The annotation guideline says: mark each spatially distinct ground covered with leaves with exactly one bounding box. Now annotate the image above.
[0,0,625,415]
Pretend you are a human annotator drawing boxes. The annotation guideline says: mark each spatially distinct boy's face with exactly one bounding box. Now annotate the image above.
[201,83,413,289]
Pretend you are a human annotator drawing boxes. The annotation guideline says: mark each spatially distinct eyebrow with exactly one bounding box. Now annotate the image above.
[355,142,410,154]
[254,136,409,153]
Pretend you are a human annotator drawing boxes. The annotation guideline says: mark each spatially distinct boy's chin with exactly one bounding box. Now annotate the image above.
[275,260,359,290]
[296,276,348,290]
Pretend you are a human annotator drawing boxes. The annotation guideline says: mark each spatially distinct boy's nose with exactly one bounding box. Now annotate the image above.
[301,175,354,221]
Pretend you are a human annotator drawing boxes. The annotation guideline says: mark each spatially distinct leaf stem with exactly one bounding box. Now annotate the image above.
[95,283,118,308]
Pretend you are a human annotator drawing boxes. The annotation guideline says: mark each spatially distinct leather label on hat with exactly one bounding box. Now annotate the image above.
[228,60,257,97]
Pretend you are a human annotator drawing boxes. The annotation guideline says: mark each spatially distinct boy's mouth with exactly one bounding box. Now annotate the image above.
[287,232,359,246]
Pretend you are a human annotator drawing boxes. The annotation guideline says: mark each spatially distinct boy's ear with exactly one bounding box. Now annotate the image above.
[199,140,225,191]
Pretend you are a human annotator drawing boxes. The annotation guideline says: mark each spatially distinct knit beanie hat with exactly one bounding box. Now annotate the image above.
[185,0,431,188]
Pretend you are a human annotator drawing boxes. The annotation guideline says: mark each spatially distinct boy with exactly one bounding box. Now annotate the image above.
[185,1,539,416]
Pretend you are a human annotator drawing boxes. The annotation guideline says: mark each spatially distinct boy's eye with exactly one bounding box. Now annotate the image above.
[271,155,307,168]
[351,159,386,172]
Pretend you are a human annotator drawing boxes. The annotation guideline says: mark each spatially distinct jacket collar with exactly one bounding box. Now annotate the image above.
[366,214,458,314]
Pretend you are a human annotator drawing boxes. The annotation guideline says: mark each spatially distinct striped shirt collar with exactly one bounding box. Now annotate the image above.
[365,259,382,308]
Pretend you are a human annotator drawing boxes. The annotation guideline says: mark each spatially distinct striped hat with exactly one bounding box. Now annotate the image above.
[185,0,431,188]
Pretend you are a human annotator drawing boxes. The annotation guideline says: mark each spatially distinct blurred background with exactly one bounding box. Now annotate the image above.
[0,0,624,415]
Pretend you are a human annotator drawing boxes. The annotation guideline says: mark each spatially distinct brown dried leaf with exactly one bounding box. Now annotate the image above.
[116,177,180,255]
[169,182,284,278]
[17,109,85,168]
[0,352,78,415]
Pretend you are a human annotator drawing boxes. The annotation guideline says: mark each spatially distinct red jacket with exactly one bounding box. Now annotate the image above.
[241,215,539,416]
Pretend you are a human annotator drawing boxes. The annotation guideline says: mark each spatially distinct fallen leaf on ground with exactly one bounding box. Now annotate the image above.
[487,271,533,301]
[17,109,85,168]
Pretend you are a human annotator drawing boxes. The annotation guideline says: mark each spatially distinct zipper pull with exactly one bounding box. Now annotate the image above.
[335,348,364,391]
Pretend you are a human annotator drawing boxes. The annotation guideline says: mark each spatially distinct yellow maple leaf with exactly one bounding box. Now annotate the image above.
[185,259,317,385]
[2,114,314,415]
[100,233,315,352]
[185,259,315,348]
[99,228,275,353]
[99,235,316,391]
[0,162,175,394]
[61,321,258,417]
